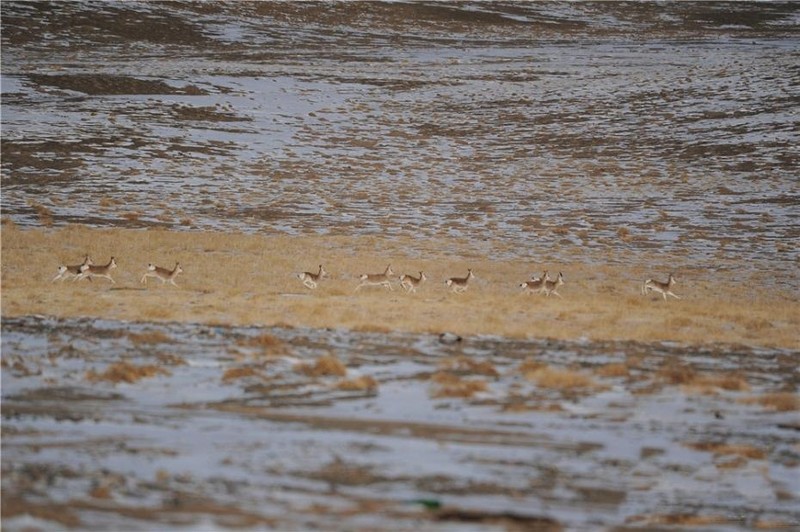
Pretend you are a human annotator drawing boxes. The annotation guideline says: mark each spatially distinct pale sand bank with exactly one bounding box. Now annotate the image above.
[2,223,798,349]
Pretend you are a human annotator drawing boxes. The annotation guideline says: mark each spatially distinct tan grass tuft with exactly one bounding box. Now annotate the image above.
[439,356,499,377]
[237,333,287,356]
[715,456,749,469]
[88,485,112,499]
[525,366,598,390]
[702,373,750,391]
[685,441,766,460]
[740,392,800,412]
[595,363,630,378]
[683,373,750,395]
[431,372,488,398]
[502,401,564,413]
[295,354,347,377]
[99,196,120,208]
[628,514,730,526]
[656,363,696,385]
[156,353,187,366]
[517,358,547,377]
[239,333,284,348]
[431,372,460,385]
[1,216,18,228]
[128,330,173,345]
[754,519,797,529]
[336,375,379,392]
[86,362,169,384]
[29,201,54,226]
[221,367,264,383]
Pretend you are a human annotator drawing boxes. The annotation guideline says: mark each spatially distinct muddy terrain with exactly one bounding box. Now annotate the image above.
[3,315,799,530]
[2,1,799,277]
[2,2,799,530]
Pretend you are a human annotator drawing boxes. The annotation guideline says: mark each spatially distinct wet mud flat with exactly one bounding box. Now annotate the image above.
[2,1,799,282]
[2,315,799,531]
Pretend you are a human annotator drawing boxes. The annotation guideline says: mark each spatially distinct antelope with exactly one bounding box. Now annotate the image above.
[141,262,183,286]
[520,270,551,295]
[77,257,117,283]
[446,269,474,294]
[355,264,394,291]
[399,271,427,293]
[297,264,327,289]
[52,255,93,282]
[542,271,564,298]
[642,273,680,301]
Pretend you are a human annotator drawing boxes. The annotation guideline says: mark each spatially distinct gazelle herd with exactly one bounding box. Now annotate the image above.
[52,255,93,282]
[355,264,395,291]
[445,269,474,293]
[297,264,328,290]
[294,263,680,301]
[399,271,427,293]
[52,255,118,283]
[141,262,184,286]
[520,270,549,295]
[642,273,681,301]
[52,255,181,287]
[53,255,682,301]
[79,257,118,283]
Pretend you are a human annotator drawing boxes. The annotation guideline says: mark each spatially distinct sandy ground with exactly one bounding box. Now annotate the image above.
[2,223,798,350]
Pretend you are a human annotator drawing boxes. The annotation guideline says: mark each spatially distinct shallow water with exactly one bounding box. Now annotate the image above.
[2,315,799,530]
[1,1,799,276]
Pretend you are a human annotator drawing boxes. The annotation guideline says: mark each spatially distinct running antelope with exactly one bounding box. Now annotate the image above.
[399,271,427,293]
[542,271,564,298]
[642,273,680,301]
[446,269,474,294]
[297,264,328,290]
[141,262,183,286]
[520,270,551,295]
[52,255,93,282]
[355,264,394,291]
[77,257,117,283]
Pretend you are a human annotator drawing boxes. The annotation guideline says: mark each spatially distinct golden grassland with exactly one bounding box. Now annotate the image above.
[85,361,169,384]
[1,222,798,349]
